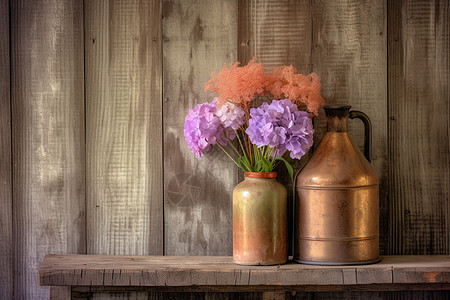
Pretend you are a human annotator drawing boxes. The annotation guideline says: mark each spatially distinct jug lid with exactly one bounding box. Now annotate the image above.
[324,104,352,118]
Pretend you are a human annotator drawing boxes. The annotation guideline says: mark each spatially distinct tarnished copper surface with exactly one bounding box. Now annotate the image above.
[295,105,379,265]
[233,172,287,265]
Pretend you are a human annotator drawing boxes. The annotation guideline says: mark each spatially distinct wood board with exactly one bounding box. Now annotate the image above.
[40,254,450,288]
[10,0,85,298]
[388,0,450,255]
[162,0,238,256]
[84,1,163,298]
[0,0,12,298]
[85,0,163,256]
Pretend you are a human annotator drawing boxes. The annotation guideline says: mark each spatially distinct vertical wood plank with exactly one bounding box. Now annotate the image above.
[238,0,312,71]
[238,0,313,257]
[0,0,12,298]
[50,286,71,300]
[11,0,85,298]
[388,0,449,255]
[162,0,237,256]
[85,1,162,298]
[85,0,163,256]
[311,0,388,252]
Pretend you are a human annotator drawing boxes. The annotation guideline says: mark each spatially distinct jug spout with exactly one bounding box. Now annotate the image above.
[324,104,351,132]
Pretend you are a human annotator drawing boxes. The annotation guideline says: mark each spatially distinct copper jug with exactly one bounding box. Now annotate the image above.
[294,104,379,265]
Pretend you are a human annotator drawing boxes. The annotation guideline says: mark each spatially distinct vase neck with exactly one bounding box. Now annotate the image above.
[324,104,351,133]
[244,172,277,179]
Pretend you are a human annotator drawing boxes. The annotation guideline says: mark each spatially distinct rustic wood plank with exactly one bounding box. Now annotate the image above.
[388,0,450,255]
[73,289,263,299]
[93,292,149,300]
[39,255,450,288]
[238,0,313,257]
[11,0,85,298]
[263,291,286,300]
[305,291,450,300]
[85,1,163,299]
[0,0,12,299]
[71,284,450,293]
[238,0,312,71]
[311,0,388,252]
[50,286,71,300]
[85,0,163,255]
[162,0,238,256]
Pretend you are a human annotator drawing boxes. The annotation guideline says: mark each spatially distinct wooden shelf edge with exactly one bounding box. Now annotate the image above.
[39,255,450,289]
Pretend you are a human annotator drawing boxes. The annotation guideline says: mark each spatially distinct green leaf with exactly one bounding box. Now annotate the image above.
[238,156,253,172]
[275,156,294,180]
[236,157,246,172]
[254,160,264,172]
[261,156,273,172]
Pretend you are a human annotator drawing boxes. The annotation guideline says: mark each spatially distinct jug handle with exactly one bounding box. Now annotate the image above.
[349,110,372,163]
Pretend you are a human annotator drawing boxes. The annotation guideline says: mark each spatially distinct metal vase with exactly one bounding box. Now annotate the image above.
[233,172,287,265]
[294,104,380,265]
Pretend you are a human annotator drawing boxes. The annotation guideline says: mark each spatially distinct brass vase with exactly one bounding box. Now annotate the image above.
[233,172,287,265]
[294,104,380,265]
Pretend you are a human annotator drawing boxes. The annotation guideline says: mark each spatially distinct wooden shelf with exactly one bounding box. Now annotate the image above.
[39,255,450,298]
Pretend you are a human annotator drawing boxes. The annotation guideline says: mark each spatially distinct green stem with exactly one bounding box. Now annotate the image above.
[265,146,275,163]
[226,137,241,156]
[235,130,249,160]
[217,143,244,171]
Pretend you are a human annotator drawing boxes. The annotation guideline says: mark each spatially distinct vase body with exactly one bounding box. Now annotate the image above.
[294,105,380,265]
[233,172,287,265]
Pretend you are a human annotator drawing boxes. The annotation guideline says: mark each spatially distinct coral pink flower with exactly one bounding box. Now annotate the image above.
[205,58,324,116]
[205,58,267,107]
[266,66,324,116]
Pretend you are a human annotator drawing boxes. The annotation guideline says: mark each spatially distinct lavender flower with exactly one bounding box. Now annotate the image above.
[184,101,227,157]
[246,99,314,159]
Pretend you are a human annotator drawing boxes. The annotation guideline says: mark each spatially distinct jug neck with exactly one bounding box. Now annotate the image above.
[324,104,351,132]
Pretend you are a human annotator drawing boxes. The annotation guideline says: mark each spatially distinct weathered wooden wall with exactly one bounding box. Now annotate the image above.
[10,1,85,299]
[0,0,12,298]
[163,0,237,258]
[0,0,449,299]
[388,0,449,256]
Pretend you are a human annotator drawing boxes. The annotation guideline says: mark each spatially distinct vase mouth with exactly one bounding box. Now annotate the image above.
[244,172,277,178]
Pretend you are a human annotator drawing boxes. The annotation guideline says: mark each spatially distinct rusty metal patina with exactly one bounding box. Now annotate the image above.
[295,105,380,265]
[233,172,287,265]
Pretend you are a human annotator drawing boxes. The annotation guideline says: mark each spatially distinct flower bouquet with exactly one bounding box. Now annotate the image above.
[183,58,324,265]
[183,58,324,178]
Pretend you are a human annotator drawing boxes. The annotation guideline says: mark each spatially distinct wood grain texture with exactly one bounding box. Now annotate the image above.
[162,0,238,256]
[50,286,71,300]
[311,0,388,253]
[39,254,450,288]
[288,291,450,300]
[85,0,163,256]
[0,0,12,298]
[73,290,263,299]
[11,0,85,298]
[238,0,312,71]
[263,291,286,300]
[238,0,313,257]
[388,0,450,255]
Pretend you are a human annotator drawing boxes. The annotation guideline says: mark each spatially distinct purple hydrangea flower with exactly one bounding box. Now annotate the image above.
[214,100,245,140]
[246,99,314,159]
[184,100,227,157]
